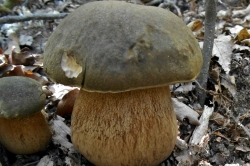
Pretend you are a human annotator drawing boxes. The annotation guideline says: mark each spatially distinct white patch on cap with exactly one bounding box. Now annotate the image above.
[61,52,82,78]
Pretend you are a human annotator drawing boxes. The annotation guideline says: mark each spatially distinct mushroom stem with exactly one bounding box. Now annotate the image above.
[0,111,51,154]
[71,86,177,166]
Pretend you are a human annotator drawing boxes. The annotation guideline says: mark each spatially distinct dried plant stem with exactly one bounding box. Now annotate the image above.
[196,0,217,106]
[195,80,233,104]
[0,13,68,24]
[231,115,250,139]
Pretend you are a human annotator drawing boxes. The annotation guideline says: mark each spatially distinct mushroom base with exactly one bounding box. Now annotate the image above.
[0,111,51,154]
[72,86,177,166]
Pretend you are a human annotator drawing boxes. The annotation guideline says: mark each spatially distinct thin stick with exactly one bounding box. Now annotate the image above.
[0,13,68,24]
[196,0,217,106]
[227,108,250,138]
[195,80,233,104]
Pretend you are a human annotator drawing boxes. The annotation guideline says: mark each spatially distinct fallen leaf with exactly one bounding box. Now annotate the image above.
[0,54,8,67]
[241,38,250,46]
[48,84,78,101]
[174,82,194,93]
[175,149,193,165]
[19,34,33,46]
[187,20,203,32]
[227,25,244,38]
[236,28,250,41]
[217,9,232,20]
[232,4,250,17]
[213,35,234,74]
[50,116,76,154]
[0,64,13,77]
[24,71,49,85]
[4,33,20,55]
[198,160,212,166]
[172,98,200,125]
[236,145,250,152]
[233,44,250,52]
[210,112,226,126]
[37,155,54,166]
[213,131,231,142]
[10,47,35,66]
[221,74,237,97]
[210,66,220,84]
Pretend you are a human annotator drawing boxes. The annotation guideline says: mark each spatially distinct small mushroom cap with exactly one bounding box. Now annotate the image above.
[43,1,203,92]
[0,76,46,118]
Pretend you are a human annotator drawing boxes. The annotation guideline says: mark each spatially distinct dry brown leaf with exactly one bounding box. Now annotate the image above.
[0,64,48,84]
[210,66,220,84]
[187,20,203,32]
[236,28,250,41]
[210,112,226,126]
[10,47,35,66]
[24,71,49,85]
[0,54,11,76]
[221,75,237,97]
[57,88,79,117]
[2,65,25,77]
[228,25,244,38]
[213,131,231,142]
[172,98,200,125]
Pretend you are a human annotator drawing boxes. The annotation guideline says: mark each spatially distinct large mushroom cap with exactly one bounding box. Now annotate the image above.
[0,76,46,118]
[43,1,202,92]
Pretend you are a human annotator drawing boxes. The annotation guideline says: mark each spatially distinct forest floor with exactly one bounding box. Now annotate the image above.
[0,0,250,166]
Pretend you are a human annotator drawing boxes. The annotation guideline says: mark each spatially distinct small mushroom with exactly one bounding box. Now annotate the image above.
[0,76,51,154]
[43,1,202,166]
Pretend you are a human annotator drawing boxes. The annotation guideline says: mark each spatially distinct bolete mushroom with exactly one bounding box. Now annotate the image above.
[0,76,51,154]
[43,1,202,165]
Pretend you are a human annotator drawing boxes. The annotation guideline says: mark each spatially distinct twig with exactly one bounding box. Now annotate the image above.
[0,13,68,24]
[175,137,188,150]
[195,80,233,104]
[190,106,214,145]
[196,0,217,106]
[231,114,250,139]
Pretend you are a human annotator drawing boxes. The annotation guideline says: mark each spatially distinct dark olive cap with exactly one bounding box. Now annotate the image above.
[43,1,203,92]
[0,76,46,118]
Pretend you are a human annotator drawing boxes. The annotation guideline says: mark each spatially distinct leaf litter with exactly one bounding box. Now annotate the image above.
[0,0,250,166]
